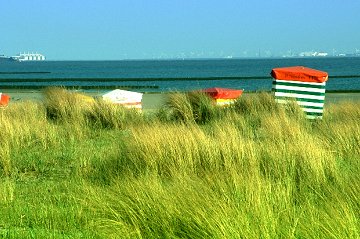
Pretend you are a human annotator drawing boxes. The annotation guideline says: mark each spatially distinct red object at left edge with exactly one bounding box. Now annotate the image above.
[0,94,10,106]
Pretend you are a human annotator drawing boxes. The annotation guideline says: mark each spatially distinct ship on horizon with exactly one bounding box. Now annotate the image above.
[0,52,46,62]
[12,52,46,61]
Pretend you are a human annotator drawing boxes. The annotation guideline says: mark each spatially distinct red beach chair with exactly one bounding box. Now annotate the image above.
[202,87,244,106]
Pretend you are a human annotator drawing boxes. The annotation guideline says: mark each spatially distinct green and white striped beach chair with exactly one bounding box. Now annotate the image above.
[271,66,328,119]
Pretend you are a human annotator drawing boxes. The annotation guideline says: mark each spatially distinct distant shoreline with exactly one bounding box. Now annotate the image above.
[2,56,360,61]
[2,87,360,93]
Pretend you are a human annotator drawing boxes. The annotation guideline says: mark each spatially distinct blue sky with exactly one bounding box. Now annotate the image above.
[1,0,359,60]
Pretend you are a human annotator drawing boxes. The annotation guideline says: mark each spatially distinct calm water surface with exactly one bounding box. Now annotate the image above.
[0,57,359,92]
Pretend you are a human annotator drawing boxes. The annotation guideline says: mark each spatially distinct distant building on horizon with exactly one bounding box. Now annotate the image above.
[299,51,328,57]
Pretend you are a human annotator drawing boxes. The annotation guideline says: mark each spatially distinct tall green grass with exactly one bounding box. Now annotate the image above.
[157,91,225,124]
[0,88,359,238]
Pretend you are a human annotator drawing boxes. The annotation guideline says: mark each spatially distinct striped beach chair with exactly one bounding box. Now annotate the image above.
[271,66,328,119]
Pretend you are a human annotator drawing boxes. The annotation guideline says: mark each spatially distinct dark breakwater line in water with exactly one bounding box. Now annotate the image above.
[0,85,159,90]
[0,72,51,74]
[0,76,271,82]
[0,75,359,82]
[325,89,360,93]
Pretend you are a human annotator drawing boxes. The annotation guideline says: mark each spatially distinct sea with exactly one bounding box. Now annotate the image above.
[0,57,359,93]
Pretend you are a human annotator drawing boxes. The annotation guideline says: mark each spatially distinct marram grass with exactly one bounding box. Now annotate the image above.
[0,88,359,238]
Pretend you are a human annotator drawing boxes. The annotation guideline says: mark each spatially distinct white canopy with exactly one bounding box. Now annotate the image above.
[102,89,143,109]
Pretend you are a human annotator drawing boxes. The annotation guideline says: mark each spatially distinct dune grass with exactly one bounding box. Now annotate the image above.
[0,87,359,238]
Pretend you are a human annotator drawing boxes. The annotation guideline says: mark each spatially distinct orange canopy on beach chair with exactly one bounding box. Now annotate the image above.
[202,87,244,99]
[271,66,328,83]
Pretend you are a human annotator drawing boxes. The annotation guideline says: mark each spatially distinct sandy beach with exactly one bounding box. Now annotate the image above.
[4,89,169,110]
[4,89,360,110]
